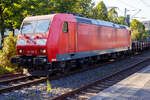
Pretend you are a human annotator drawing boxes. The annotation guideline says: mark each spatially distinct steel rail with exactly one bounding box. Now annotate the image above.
[0,75,31,85]
[51,57,150,100]
[0,77,47,94]
[0,51,146,94]
[0,73,23,79]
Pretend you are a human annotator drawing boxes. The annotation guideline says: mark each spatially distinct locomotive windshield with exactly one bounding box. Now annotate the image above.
[21,19,51,34]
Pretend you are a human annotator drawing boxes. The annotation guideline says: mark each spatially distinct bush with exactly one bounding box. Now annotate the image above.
[142,30,149,40]
[130,19,148,40]
[0,66,16,75]
[0,32,18,74]
[131,29,141,40]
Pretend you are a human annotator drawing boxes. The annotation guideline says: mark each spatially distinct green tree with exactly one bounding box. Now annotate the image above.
[48,0,77,13]
[90,0,108,21]
[131,29,141,40]
[21,0,54,15]
[0,0,24,43]
[74,0,95,17]
[0,0,55,43]
[142,29,149,40]
[130,19,142,31]
[0,32,17,68]
[130,19,148,40]
[118,16,126,25]
[6,1,25,34]
[47,0,94,17]
[107,8,118,23]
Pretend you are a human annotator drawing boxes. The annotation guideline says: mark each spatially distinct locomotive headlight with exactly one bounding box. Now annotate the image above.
[19,49,24,54]
[39,49,46,54]
[42,49,46,53]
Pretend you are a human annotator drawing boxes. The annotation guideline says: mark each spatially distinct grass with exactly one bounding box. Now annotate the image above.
[0,66,16,75]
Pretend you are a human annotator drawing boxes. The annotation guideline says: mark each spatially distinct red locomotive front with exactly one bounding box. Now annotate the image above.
[11,14,77,75]
[16,15,53,68]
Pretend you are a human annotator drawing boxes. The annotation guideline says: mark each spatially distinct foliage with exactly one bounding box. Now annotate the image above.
[107,8,118,23]
[142,29,149,40]
[130,19,143,31]
[49,0,77,13]
[89,0,108,21]
[21,0,55,15]
[74,0,95,17]
[118,16,126,25]
[0,66,16,75]
[47,0,94,17]
[0,32,17,74]
[131,29,141,40]
[130,19,148,40]
[0,0,23,42]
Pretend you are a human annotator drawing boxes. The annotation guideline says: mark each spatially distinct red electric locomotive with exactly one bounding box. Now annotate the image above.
[11,13,131,76]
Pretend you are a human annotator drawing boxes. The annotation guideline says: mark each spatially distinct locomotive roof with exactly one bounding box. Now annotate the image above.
[75,16,128,29]
[23,13,128,30]
[23,14,55,21]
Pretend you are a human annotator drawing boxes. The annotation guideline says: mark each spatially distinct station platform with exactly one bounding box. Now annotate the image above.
[88,65,150,100]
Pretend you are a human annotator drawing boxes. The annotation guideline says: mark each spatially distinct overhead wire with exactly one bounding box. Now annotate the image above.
[104,0,147,20]
[104,0,133,16]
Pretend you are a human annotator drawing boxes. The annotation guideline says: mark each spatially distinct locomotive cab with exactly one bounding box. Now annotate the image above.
[11,15,54,71]
[17,17,51,55]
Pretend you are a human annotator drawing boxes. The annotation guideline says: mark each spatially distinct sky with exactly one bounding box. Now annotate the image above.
[93,0,150,21]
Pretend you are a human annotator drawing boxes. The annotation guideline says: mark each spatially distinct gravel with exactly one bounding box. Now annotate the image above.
[0,51,150,100]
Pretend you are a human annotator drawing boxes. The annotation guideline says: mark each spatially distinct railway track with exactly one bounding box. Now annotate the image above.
[0,75,47,94]
[0,55,131,94]
[0,73,23,79]
[0,75,31,85]
[51,56,150,100]
[0,59,114,94]
[0,60,113,94]
[0,52,145,94]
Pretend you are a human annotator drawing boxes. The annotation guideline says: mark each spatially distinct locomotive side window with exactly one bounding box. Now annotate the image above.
[63,22,68,33]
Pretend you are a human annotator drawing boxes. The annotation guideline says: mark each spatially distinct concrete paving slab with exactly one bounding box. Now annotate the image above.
[88,65,150,100]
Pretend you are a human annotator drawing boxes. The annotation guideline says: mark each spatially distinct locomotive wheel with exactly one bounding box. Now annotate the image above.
[88,57,94,66]
[62,66,71,74]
